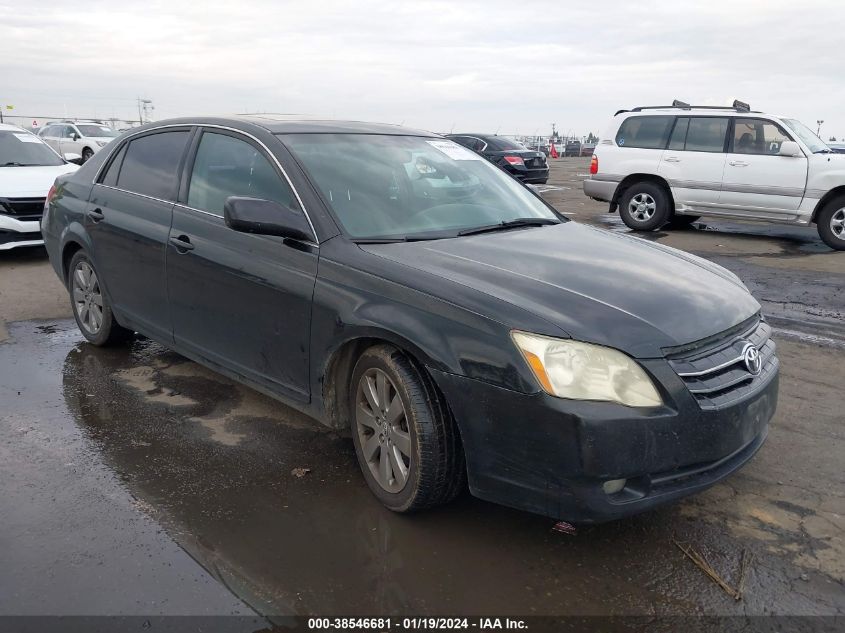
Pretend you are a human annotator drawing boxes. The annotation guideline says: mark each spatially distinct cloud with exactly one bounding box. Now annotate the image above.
[2,0,844,138]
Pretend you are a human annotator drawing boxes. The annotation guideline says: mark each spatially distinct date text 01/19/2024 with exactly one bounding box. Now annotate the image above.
[307,618,528,630]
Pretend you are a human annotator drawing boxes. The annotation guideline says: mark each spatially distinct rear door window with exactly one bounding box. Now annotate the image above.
[684,117,729,153]
[100,144,127,187]
[187,131,297,216]
[116,131,190,200]
[667,118,689,150]
[615,116,674,149]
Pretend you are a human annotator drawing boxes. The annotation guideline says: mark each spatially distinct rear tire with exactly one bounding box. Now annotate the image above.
[816,196,845,251]
[81,147,94,163]
[67,250,133,346]
[619,182,671,231]
[349,344,465,513]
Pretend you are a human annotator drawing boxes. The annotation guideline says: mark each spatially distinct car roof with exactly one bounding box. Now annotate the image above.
[127,115,438,137]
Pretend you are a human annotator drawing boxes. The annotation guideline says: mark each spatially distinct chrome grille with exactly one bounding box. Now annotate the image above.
[667,318,778,410]
[0,197,46,221]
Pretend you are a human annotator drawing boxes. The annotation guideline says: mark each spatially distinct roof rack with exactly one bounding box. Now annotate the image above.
[615,99,754,116]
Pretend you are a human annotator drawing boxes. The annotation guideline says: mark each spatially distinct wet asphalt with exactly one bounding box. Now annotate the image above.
[0,159,843,620]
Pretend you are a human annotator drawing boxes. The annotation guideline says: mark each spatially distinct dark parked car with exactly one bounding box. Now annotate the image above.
[564,140,582,157]
[43,117,778,523]
[446,134,549,184]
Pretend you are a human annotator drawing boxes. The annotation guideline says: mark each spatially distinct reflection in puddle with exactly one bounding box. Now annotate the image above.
[54,328,834,617]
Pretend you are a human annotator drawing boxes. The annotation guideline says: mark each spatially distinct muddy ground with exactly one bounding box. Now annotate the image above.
[0,158,842,621]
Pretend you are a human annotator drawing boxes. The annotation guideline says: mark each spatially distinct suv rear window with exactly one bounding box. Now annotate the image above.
[615,116,673,149]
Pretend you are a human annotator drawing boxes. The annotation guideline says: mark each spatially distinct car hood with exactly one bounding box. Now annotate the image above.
[0,164,79,197]
[360,222,760,358]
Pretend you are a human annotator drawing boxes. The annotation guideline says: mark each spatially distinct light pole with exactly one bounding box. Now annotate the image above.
[817,120,824,136]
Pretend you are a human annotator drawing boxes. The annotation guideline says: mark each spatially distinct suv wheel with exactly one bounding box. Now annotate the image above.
[619,182,671,231]
[68,250,132,346]
[350,344,465,513]
[81,147,94,163]
[817,196,845,251]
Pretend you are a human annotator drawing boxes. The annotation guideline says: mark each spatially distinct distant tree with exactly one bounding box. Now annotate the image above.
[585,132,598,144]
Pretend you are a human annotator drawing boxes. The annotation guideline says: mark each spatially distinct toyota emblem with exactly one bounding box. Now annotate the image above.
[742,342,762,376]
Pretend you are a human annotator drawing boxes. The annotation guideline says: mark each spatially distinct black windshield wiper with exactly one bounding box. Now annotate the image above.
[352,232,455,244]
[457,217,559,237]
[2,162,29,167]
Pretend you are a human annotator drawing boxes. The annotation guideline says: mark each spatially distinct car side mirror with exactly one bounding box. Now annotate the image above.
[63,152,83,165]
[224,196,313,242]
[779,140,802,157]
[71,133,80,141]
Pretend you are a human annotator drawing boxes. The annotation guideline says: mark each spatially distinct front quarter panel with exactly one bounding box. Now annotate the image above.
[310,238,551,422]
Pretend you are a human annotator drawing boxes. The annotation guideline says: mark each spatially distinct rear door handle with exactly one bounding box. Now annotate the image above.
[88,207,104,222]
[169,235,195,252]
[729,160,749,167]
[664,156,681,163]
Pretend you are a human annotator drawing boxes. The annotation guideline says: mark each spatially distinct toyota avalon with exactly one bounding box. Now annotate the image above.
[42,117,778,522]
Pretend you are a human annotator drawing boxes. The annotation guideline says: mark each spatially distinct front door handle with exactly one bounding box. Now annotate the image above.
[664,156,681,163]
[729,160,749,167]
[88,208,104,222]
[169,235,195,252]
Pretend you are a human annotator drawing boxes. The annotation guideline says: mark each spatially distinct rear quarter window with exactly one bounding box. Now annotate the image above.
[116,131,190,200]
[615,116,674,149]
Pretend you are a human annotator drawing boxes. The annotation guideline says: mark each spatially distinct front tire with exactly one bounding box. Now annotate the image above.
[619,182,671,231]
[350,344,465,513]
[68,250,132,346]
[81,147,94,163]
[817,196,845,251]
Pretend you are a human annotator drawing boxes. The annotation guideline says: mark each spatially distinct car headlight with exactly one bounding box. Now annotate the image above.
[511,331,662,407]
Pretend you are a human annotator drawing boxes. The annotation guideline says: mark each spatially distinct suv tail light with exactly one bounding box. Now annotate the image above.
[503,155,524,166]
[590,155,598,174]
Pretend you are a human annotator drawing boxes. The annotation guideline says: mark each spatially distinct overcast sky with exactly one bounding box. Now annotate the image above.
[2,0,844,139]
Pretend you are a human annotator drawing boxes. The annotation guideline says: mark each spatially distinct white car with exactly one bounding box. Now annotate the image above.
[583,101,845,250]
[0,124,79,250]
[38,121,118,164]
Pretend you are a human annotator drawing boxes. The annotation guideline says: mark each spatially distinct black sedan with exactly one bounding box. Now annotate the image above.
[446,134,549,183]
[42,117,778,523]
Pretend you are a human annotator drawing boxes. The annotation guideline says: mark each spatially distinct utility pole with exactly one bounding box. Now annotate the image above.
[137,97,153,124]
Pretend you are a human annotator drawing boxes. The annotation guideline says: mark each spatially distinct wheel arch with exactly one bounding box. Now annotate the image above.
[320,331,444,431]
[812,186,845,224]
[611,173,675,214]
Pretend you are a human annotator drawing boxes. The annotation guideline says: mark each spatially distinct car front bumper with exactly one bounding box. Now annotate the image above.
[429,361,778,523]
[0,214,43,250]
[583,177,616,202]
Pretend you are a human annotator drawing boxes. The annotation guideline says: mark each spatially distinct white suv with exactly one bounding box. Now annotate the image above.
[38,121,118,163]
[583,101,845,250]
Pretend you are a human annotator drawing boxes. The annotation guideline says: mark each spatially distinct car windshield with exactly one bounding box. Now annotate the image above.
[0,130,65,166]
[281,134,559,240]
[782,119,829,153]
[76,125,118,137]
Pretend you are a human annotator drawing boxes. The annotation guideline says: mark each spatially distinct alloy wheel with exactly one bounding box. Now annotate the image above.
[72,261,104,334]
[355,368,412,493]
[628,193,656,222]
[831,208,845,241]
